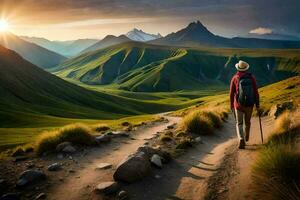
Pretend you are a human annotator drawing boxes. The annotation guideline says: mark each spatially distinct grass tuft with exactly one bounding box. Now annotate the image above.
[252,143,300,200]
[159,131,174,142]
[35,123,95,155]
[178,109,225,135]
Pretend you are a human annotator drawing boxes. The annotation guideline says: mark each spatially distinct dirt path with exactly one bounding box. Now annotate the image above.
[47,112,284,200]
[48,116,181,200]
[122,118,236,200]
[47,115,239,200]
[205,115,276,200]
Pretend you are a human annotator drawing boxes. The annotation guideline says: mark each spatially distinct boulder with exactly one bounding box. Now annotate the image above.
[95,134,111,143]
[0,193,20,200]
[150,154,162,168]
[47,163,62,171]
[137,146,171,163]
[113,151,151,183]
[56,142,71,152]
[94,181,119,195]
[269,101,294,119]
[95,163,112,170]
[16,170,46,187]
[62,145,76,153]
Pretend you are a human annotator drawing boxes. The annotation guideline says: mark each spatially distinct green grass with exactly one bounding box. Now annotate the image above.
[52,42,300,92]
[0,114,159,151]
[173,75,300,117]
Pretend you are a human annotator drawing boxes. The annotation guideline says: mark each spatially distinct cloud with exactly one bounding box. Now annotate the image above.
[249,27,273,35]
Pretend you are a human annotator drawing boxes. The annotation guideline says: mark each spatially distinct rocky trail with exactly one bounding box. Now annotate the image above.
[45,115,239,200]
[1,112,285,200]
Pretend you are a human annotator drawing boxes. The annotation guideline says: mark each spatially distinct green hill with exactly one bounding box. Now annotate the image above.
[0,44,200,129]
[0,33,66,68]
[52,42,300,92]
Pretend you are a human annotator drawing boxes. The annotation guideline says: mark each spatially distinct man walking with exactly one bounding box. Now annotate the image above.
[230,60,260,149]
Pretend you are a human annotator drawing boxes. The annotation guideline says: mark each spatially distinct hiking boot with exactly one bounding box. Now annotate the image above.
[238,139,245,149]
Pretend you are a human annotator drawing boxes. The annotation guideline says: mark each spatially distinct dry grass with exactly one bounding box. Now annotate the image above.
[252,113,300,200]
[159,131,174,142]
[178,108,226,135]
[252,144,300,200]
[35,123,95,155]
[274,111,293,133]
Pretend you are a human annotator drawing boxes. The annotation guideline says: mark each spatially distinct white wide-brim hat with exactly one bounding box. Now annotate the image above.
[235,60,249,71]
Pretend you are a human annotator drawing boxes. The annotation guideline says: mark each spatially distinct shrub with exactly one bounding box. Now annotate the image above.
[178,111,214,135]
[252,144,300,200]
[35,123,95,155]
[201,111,222,128]
[159,131,173,142]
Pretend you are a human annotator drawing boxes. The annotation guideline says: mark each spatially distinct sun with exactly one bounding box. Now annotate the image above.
[0,20,9,32]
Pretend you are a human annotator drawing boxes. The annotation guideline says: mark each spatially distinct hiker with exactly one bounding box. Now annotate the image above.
[230,60,261,149]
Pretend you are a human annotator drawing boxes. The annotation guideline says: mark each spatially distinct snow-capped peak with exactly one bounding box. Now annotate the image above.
[126,28,162,42]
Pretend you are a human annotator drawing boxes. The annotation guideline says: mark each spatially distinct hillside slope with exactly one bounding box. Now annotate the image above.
[53,42,300,92]
[0,33,66,68]
[0,45,185,128]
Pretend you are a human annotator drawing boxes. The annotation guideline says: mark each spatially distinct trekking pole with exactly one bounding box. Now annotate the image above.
[258,111,264,144]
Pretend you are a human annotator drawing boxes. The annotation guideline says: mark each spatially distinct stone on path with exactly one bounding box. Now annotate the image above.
[16,170,46,187]
[94,181,119,195]
[151,154,163,168]
[113,151,151,183]
[47,163,62,171]
[118,190,129,200]
[95,163,112,170]
[56,142,71,152]
[35,193,46,200]
[62,145,76,153]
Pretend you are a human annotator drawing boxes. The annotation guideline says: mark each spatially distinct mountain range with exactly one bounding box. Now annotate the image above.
[81,35,131,54]
[21,36,98,57]
[126,28,162,42]
[52,41,300,92]
[242,33,300,41]
[149,21,300,49]
[0,33,66,68]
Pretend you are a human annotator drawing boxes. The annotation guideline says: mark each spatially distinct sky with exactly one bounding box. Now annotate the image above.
[0,0,299,41]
